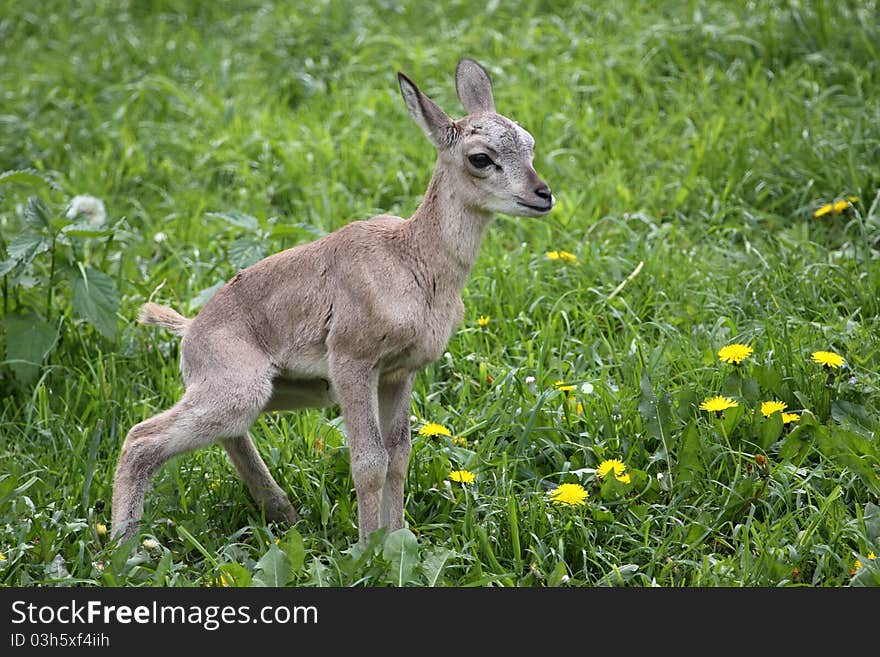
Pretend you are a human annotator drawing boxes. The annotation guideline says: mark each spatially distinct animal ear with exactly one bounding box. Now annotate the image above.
[398,72,456,149]
[455,58,495,114]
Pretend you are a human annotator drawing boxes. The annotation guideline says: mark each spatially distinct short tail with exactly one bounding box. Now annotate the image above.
[138,302,191,336]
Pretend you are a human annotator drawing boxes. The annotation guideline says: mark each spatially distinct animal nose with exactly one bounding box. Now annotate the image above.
[535,184,552,201]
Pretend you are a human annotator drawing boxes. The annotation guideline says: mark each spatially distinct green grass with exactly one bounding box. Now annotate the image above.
[1,0,879,587]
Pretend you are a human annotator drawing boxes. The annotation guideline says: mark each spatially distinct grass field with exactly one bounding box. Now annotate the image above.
[1,0,879,587]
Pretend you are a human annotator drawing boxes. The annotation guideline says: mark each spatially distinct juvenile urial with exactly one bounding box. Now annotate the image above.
[111,58,554,542]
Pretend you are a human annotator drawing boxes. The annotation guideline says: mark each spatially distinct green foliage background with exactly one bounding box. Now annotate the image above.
[1,0,879,586]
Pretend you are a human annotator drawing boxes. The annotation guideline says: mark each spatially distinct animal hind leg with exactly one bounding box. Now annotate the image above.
[112,375,272,541]
[222,433,299,523]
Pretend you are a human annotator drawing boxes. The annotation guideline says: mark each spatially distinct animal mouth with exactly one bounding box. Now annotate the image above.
[516,199,553,213]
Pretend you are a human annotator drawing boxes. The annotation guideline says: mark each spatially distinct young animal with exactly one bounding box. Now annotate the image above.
[111,58,554,542]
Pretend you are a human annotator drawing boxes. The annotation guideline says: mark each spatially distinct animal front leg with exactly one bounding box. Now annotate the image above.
[378,374,415,531]
[331,357,388,541]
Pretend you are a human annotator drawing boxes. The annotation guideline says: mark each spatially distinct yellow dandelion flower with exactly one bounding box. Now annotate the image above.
[419,422,452,437]
[477,315,490,328]
[868,552,876,560]
[576,402,584,415]
[814,197,857,218]
[781,413,800,425]
[699,395,739,412]
[761,400,788,417]
[95,523,107,537]
[853,559,862,571]
[451,435,468,447]
[596,458,628,482]
[813,203,834,218]
[448,470,475,484]
[717,343,753,365]
[615,472,631,484]
[0,551,6,561]
[546,250,577,263]
[548,483,588,506]
[811,350,845,368]
[554,380,576,392]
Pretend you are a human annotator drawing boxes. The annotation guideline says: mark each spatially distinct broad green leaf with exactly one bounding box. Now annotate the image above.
[831,400,879,439]
[71,265,119,339]
[280,527,305,572]
[850,562,880,586]
[151,550,173,586]
[24,196,52,230]
[3,314,58,383]
[758,412,783,450]
[382,528,420,586]
[863,502,880,543]
[597,563,639,586]
[60,224,114,239]
[675,419,702,483]
[0,232,51,275]
[721,477,758,521]
[0,473,39,507]
[638,370,674,445]
[227,236,267,269]
[816,427,880,496]
[217,562,253,587]
[721,371,742,397]
[740,376,759,404]
[205,210,259,230]
[189,280,224,311]
[305,557,329,586]
[0,168,59,190]
[253,545,291,587]
[675,387,699,422]
[599,472,629,500]
[548,560,569,587]
[754,362,783,397]
[779,416,823,465]
[591,508,615,522]
[44,554,71,582]
[722,403,745,437]
[420,547,451,586]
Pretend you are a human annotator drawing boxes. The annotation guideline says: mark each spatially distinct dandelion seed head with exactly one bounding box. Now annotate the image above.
[66,194,107,227]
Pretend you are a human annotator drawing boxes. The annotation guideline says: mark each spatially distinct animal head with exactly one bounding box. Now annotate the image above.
[397,57,554,218]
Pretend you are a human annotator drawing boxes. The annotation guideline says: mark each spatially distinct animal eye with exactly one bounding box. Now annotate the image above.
[467,153,494,169]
